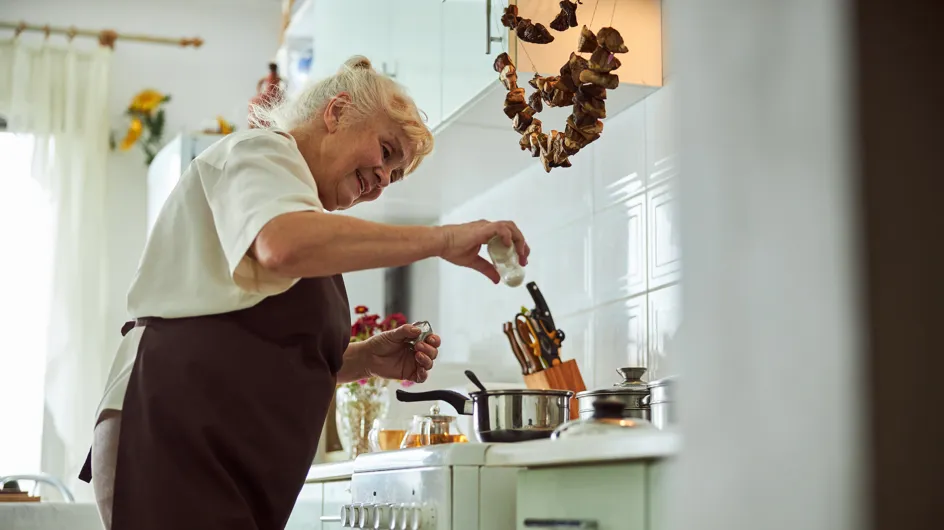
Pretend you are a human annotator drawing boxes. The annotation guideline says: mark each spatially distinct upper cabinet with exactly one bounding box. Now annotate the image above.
[282,0,664,224]
[441,0,509,122]
[390,0,445,129]
[508,0,663,85]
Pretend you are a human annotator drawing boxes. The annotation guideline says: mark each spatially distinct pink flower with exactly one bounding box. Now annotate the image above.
[357,378,369,385]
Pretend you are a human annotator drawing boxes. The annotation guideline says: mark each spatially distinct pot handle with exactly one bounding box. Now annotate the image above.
[395,389,473,416]
[641,394,651,406]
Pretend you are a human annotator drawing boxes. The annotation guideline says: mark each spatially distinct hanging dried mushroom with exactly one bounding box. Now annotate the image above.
[492,9,629,173]
[550,0,581,32]
[501,5,555,44]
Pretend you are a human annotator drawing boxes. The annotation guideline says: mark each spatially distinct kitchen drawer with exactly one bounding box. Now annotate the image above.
[516,463,647,530]
[322,479,352,528]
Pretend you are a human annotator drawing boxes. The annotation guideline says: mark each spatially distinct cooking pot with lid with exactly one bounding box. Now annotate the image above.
[575,367,650,420]
[643,375,677,429]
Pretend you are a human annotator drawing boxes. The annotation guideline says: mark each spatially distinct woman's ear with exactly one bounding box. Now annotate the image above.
[322,92,352,133]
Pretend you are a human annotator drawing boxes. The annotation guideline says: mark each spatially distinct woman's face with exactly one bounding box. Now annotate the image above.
[298,95,413,211]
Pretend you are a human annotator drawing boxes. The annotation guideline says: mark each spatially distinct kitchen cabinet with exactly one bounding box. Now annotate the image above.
[515,462,647,530]
[440,0,509,123]
[289,0,664,223]
[309,0,390,82]
[391,0,444,129]
[508,0,663,83]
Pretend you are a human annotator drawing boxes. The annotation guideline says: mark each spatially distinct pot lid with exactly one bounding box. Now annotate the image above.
[414,403,456,422]
[577,366,649,398]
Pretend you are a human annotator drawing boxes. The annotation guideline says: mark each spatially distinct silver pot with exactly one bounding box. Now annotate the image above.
[575,367,651,420]
[643,376,676,429]
[396,388,573,443]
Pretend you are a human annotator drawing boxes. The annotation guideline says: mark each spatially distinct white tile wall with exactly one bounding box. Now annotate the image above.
[435,82,680,388]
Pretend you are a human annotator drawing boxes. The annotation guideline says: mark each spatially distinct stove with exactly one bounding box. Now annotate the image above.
[337,443,519,530]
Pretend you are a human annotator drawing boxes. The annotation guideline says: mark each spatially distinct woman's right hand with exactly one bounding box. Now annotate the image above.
[439,220,530,283]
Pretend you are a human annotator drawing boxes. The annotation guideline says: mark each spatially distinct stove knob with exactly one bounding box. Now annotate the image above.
[398,503,411,530]
[339,504,351,527]
[409,503,423,530]
[352,504,365,528]
[360,503,377,529]
[372,503,393,529]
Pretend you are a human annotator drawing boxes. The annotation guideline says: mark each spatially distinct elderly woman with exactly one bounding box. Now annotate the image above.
[79,56,529,530]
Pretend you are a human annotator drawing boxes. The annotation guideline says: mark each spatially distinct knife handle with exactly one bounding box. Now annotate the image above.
[503,322,533,375]
[515,316,545,371]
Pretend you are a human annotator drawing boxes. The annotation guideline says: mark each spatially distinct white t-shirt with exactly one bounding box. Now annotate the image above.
[96,128,324,417]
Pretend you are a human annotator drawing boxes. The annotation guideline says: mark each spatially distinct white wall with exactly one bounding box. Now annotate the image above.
[434,84,680,390]
[2,0,281,357]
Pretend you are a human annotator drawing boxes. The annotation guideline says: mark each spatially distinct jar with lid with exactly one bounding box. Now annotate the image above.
[400,404,470,448]
[551,398,654,439]
[575,367,651,420]
[487,236,525,287]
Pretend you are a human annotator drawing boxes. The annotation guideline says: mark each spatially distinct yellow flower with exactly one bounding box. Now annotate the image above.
[129,89,166,114]
[216,116,233,135]
[120,117,143,150]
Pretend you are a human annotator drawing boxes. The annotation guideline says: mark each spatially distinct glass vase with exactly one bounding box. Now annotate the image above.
[334,379,390,459]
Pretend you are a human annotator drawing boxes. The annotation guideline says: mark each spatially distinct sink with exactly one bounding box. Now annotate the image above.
[0,502,104,530]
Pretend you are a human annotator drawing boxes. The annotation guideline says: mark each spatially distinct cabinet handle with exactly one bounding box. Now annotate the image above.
[485,0,503,54]
[319,515,342,522]
[523,519,598,529]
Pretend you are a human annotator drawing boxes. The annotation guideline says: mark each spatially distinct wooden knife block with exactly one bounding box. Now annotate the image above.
[523,359,586,420]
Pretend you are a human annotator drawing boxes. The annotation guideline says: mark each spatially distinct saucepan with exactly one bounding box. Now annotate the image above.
[395,386,574,443]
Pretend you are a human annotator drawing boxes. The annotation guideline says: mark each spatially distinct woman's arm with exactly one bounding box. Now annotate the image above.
[251,211,445,278]
[336,340,369,384]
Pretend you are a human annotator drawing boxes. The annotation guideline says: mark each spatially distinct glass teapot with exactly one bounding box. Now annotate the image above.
[400,404,469,449]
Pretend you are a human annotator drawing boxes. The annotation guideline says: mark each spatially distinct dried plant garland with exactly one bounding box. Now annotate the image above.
[495,4,628,173]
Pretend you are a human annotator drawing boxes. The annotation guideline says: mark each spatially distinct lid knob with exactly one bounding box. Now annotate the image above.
[616,367,647,383]
[429,403,441,415]
[591,397,627,420]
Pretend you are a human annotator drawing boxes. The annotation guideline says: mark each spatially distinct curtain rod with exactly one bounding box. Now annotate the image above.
[0,21,203,49]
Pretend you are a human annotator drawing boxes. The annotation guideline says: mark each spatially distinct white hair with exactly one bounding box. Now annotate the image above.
[250,56,434,175]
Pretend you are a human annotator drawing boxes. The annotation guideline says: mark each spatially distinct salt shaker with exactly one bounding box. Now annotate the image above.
[487,236,526,287]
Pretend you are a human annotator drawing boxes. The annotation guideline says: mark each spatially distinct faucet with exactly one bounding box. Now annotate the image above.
[0,473,75,503]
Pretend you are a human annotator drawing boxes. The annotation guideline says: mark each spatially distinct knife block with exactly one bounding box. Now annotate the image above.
[523,359,586,420]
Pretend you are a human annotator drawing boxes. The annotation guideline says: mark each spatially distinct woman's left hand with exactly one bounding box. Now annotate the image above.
[360,324,440,383]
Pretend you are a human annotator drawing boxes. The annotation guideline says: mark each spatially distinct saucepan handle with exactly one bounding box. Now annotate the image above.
[395,389,473,416]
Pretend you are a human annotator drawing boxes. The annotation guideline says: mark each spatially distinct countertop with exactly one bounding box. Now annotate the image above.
[305,428,679,482]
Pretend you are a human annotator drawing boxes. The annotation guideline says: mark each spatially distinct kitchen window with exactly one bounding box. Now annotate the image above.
[0,132,53,474]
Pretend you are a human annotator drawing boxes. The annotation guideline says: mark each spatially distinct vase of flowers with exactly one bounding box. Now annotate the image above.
[335,305,415,459]
[115,89,171,165]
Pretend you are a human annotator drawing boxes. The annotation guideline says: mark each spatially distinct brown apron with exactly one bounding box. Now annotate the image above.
[79,275,350,530]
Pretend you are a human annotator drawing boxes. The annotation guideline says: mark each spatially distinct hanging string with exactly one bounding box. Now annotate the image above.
[609,0,618,26]
[588,0,601,31]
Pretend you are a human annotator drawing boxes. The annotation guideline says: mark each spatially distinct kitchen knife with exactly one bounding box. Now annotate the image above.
[526,312,563,367]
[525,283,565,365]
[503,322,537,375]
[514,313,545,371]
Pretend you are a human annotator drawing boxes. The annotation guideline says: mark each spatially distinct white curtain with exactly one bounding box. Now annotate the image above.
[0,39,113,499]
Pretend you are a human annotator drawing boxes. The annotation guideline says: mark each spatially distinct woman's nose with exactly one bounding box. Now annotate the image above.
[374,168,391,188]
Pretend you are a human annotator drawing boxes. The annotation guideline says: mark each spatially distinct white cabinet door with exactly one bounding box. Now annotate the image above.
[441,0,508,122]
[390,0,444,129]
[311,0,391,83]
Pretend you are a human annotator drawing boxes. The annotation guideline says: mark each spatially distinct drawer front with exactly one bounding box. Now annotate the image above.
[516,463,647,530]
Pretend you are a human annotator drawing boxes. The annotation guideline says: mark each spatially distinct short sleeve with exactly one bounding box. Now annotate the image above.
[201,131,323,294]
